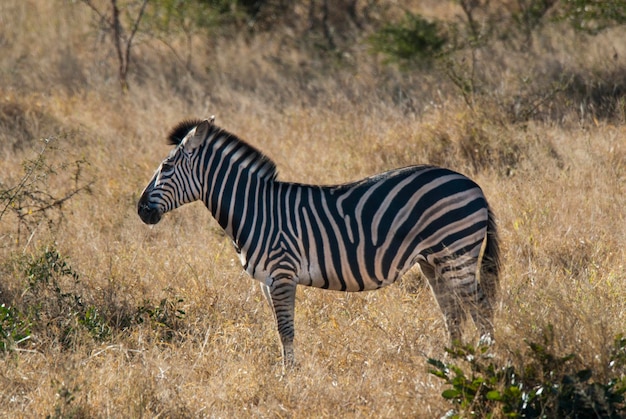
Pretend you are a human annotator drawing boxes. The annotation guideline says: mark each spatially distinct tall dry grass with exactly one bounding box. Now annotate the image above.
[0,0,625,417]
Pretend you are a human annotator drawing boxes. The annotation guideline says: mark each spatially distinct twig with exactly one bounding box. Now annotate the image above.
[0,140,49,222]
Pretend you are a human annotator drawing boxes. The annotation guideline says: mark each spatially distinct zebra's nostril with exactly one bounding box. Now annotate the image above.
[138,202,162,225]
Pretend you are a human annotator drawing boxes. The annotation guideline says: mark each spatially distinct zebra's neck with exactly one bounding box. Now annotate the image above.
[199,128,277,244]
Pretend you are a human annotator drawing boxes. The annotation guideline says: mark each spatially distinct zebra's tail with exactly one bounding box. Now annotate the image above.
[480,206,500,304]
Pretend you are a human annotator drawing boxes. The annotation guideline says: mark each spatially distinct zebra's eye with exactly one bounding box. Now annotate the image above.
[161,161,174,171]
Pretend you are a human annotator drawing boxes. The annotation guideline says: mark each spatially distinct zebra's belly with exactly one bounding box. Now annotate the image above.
[296,258,410,292]
[246,237,424,292]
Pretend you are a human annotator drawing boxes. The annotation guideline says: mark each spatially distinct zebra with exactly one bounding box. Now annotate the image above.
[138,118,500,367]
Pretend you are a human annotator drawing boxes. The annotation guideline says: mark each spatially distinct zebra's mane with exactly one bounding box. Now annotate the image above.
[167,119,204,146]
[166,119,278,181]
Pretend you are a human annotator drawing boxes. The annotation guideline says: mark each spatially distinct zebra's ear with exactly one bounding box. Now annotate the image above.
[185,119,212,150]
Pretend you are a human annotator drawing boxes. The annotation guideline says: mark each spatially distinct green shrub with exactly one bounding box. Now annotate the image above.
[558,0,626,34]
[4,245,190,349]
[134,294,186,343]
[144,0,246,36]
[429,328,626,418]
[23,247,112,347]
[368,12,447,68]
[0,304,30,351]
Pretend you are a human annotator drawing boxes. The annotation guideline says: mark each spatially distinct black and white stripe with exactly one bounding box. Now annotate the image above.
[138,118,500,366]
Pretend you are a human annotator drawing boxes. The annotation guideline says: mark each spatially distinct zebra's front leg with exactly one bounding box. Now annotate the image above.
[268,277,298,369]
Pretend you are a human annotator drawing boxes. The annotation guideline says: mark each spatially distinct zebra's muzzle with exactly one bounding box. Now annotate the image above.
[137,202,162,225]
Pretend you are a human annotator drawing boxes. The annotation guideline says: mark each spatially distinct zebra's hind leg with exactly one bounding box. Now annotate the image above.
[440,255,495,346]
[419,261,464,344]
[468,282,495,346]
[267,277,298,370]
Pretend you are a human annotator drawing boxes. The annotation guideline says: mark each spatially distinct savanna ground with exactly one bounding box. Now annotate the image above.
[0,1,625,417]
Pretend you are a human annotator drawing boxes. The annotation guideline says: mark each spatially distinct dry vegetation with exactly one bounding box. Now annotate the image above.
[0,0,625,417]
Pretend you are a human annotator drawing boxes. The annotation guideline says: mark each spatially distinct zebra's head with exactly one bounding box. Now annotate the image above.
[137,118,213,225]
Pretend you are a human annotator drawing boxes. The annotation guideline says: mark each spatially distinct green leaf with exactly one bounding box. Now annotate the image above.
[450,365,465,376]
[442,389,461,399]
[427,358,447,370]
[430,369,449,379]
[486,390,502,401]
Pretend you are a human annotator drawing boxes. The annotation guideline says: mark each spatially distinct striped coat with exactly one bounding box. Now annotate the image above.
[138,118,500,367]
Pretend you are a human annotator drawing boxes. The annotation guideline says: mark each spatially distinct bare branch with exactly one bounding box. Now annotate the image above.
[0,138,93,247]
[80,0,108,23]
[27,180,95,216]
[122,0,149,90]
[0,140,49,222]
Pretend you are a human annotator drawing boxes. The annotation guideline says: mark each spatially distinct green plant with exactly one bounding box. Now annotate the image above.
[15,247,192,347]
[510,0,558,47]
[48,381,88,419]
[368,12,447,68]
[0,304,31,351]
[22,247,112,347]
[134,294,186,342]
[142,0,247,71]
[428,344,514,417]
[558,0,626,34]
[145,0,245,34]
[81,0,251,80]
[429,328,626,418]
[79,306,112,342]
[26,247,80,290]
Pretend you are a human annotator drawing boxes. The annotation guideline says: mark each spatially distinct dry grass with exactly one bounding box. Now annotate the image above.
[1,1,625,417]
